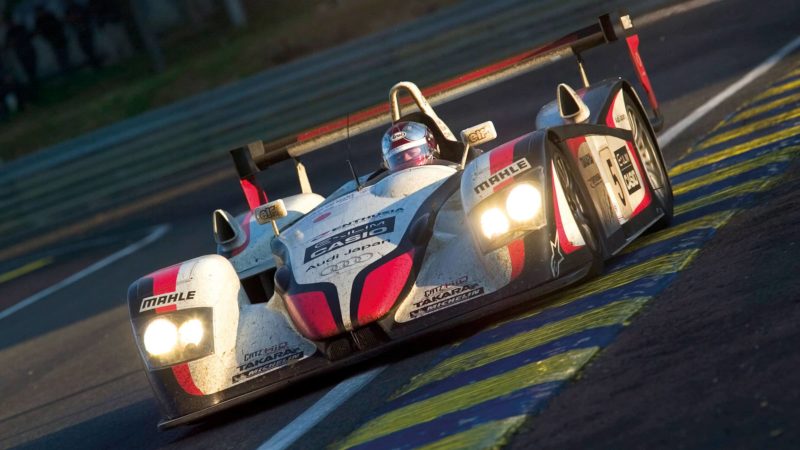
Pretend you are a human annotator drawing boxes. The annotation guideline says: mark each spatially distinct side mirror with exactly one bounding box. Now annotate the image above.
[213,209,246,252]
[557,83,589,123]
[254,199,287,235]
[459,121,497,168]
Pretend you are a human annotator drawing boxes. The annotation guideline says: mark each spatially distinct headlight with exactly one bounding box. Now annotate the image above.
[472,173,546,253]
[136,308,215,368]
[481,208,509,239]
[179,319,204,346]
[506,183,542,223]
[144,318,178,356]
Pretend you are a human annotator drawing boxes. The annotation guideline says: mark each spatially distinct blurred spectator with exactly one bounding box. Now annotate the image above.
[65,0,102,69]
[35,5,70,73]
[89,0,133,62]
[0,61,24,119]
[3,13,38,87]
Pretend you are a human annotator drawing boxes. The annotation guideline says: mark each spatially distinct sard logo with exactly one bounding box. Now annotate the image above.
[140,290,196,312]
[304,217,395,263]
[474,158,531,195]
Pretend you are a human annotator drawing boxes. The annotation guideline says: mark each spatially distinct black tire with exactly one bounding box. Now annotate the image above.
[552,150,604,276]
[624,91,674,228]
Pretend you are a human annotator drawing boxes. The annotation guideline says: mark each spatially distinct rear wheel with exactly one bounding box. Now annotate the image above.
[553,150,604,276]
[625,92,673,228]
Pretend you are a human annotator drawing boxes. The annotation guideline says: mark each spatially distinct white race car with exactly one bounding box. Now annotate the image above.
[127,11,672,429]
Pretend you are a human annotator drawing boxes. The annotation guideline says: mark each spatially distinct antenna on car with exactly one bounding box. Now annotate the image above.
[345,113,363,191]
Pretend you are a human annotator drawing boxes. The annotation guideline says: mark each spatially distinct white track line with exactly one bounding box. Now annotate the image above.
[258,365,387,450]
[659,36,800,148]
[257,19,800,450]
[0,224,170,322]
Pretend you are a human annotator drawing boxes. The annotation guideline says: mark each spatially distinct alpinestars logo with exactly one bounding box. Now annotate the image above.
[550,235,565,278]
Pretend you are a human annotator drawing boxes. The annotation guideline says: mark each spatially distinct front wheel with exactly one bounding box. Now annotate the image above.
[553,150,604,277]
[625,92,673,228]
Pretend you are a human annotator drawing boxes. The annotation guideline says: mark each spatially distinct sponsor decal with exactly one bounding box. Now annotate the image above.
[588,173,603,188]
[139,290,196,312]
[409,276,485,319]
[304,217,395,263]
[320,252,375,277]
[233,342,304,384]
[614,146,641,195]
[255,201,287,225]
[603,152,627,207]
[391,131,406,141]
[576,144,603,189]
[550,235,565,278]
[305,242,384,272]
[465,126,490,144]
[310,208,403,243]
[474,158,531,194]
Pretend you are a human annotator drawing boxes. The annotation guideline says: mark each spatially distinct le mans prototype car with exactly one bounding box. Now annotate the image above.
[127,11,673,429]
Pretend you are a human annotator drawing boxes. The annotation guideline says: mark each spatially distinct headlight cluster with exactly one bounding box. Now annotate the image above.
[136,308,214,369]
[144,318,204,355]
[475,182,546,251]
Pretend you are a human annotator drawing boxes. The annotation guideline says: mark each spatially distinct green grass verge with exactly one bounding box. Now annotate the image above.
[0,0,458,162]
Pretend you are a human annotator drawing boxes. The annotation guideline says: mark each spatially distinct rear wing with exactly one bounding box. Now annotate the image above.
[231,10,662,210]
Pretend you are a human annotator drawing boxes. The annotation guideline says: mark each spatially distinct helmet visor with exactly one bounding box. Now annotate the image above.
[385,144,433,171]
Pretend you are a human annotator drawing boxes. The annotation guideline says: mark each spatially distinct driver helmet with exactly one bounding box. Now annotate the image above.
[381,121,438,171]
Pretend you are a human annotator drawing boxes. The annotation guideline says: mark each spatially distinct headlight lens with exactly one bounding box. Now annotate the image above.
[473,171,546,253]
[506,183,542,223]
[144,318,178,356]
[179,319,204,346]
[135,308,214,369]
[480,208,510,239]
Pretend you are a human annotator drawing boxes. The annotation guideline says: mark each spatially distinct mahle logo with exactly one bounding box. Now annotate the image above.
[139,290,196,312]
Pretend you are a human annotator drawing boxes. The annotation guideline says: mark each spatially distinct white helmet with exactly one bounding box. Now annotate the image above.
[381,121,438,171]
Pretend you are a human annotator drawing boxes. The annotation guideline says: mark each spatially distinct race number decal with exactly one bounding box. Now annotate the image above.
[614,146,641,195]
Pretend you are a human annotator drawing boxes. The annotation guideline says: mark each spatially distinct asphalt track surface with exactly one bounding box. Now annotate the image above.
[1,0,800,448]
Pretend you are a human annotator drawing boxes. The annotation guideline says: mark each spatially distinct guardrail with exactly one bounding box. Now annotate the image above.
[0,0,673,255]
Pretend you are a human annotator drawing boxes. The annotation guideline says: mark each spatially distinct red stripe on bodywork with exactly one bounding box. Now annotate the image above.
[625,35,659,111]
[155,304,177,314]
[357,250,415,325]
[172,363,204,396]
[240,177,268,211]
[230,212,253,257]
[507,239,525,281]
[151,264,180,295]
[551,166,582,255]
[297,36,582,143]
[565,137,586,159]
[488,138,521,193]
[284,291,338,341]
[605,94,619,129]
